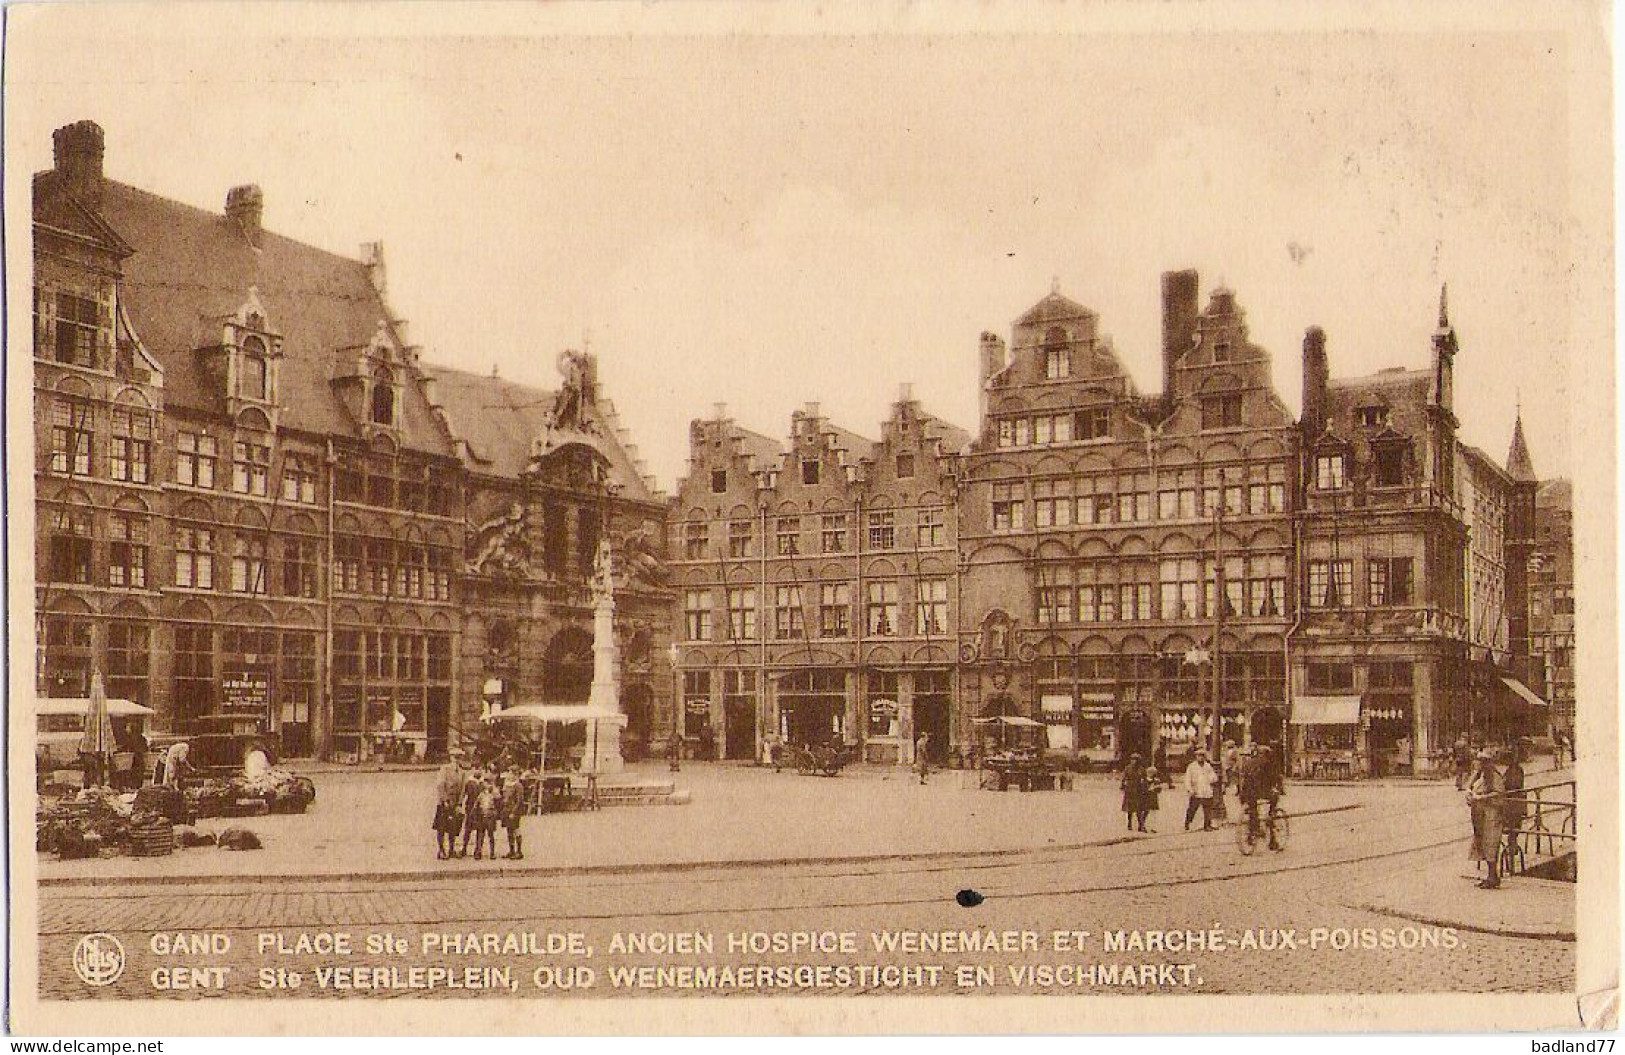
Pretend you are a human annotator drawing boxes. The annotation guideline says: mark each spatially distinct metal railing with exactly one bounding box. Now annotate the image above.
[1496,779,1576,877]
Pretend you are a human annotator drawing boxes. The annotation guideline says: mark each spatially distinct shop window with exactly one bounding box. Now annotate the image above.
[682,670,712,739]
[172,623,214,725]
[105,621,151,708]
[866,672,900,737]
[40,615,93,697]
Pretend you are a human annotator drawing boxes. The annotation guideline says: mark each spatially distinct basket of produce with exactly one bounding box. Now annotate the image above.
[125,813,174,857]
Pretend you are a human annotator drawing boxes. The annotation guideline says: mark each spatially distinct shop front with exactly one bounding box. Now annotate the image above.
[1290,694,1360,779]
[1363,702,1414,776]
[777,668,846,747]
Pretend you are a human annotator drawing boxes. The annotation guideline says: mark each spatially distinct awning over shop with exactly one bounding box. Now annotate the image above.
[485,703,628,726]
[1290,695,1361,725]
[1500,678,1550,709]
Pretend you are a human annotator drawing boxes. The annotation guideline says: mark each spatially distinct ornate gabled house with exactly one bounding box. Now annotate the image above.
[1529,475,1574,733]
[1292,290,1548,777]
[958,273,1297,770]
[427,352,673,760]
[671,392,966,763]
[31,119,670,762]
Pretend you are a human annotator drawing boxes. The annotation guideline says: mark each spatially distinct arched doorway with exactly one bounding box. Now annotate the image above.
[1119,708,1153,764]
[543,627,594,705]
[622,683,653,761]
[1252,706,1285,751]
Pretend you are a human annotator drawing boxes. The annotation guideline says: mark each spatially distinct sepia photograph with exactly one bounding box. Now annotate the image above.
[4,0,1617,1038]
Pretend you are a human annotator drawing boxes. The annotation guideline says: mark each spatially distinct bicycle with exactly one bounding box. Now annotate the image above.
[1235,801,1290,855]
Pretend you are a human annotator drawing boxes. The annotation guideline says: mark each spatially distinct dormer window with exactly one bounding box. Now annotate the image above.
[239,337,269,401]
[1315,453,1347,490]
[370,365,396,426]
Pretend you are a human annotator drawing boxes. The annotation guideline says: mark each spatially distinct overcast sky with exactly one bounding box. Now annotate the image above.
[9,5,1608,492]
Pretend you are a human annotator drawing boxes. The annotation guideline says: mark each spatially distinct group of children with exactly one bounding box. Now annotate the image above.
[432,750,528,860]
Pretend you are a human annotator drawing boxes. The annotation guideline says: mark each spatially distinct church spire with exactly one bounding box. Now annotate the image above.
[1506,410,1537,482]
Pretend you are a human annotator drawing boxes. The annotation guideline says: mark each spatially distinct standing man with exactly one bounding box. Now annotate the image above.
[433,748,469,860]
[1239,745,1285,851]
[1183,748,1219,831]
[1467,749,1506,889]
[1153,737,1171,788]
[915,731,932,786]
[1220,739,1240,799]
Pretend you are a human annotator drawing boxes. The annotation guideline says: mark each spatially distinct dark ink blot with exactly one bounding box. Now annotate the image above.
[956,889,985,908]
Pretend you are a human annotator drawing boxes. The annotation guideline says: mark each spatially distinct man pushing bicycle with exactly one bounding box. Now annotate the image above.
[1238,743,1286,852]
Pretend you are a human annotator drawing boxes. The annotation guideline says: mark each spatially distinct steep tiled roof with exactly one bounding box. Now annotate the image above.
[826,424,877,466]
[1536,478,1571,510]
[424,362,659,502]
[730,426,784,474]
[84,176,453,457]
[918,411,972,455]
[1014,290,1093,328]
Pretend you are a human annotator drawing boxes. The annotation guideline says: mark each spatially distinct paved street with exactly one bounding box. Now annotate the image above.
[35,765,1574,1000]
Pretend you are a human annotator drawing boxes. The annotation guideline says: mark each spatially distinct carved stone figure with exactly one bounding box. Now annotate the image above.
[617,523,670,588]
[467,503,530,579]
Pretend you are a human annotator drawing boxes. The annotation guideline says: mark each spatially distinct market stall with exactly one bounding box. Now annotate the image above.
[972,715,1064,791]
[483,703,628,811]
[1290,694,1360,779]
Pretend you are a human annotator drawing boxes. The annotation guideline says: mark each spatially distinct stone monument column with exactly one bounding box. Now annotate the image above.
[586,538,626,773]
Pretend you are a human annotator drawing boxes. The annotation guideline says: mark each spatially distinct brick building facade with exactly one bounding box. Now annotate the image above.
[670,394,968,764]
[31,120,673,762]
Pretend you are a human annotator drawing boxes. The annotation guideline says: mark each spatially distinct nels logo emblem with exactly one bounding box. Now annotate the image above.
[72,933,126,987]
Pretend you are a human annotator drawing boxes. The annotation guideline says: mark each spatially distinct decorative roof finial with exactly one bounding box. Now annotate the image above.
[1051,275,1061,295]
[1438,282,1450,329]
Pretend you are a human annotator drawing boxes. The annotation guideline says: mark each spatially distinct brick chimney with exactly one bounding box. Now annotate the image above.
[978,330,1007,425]
[1301,326,1329,438]
[1160,269,1200,399]
[53,120,106,208]
[226,184,264,248]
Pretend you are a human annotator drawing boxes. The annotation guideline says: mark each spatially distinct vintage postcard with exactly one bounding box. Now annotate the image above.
[5,0,1617,1037]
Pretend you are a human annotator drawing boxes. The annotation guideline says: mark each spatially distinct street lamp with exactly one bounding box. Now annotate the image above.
[667,642,681,772]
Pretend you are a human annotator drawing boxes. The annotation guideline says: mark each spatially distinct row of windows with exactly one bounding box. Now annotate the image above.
[332,536,455,601]
[1033,556,1289,625]
[990,468,1288,533]
[683,579,950,641]
[333,450,457,516]
[1304,557,1415,609]
[991,393,1246,451]
[1305,660,1415,693]
[1313,447,1410,491]
[682,508,948,560]
[1030,652,1285,705]
[707,448,926,497]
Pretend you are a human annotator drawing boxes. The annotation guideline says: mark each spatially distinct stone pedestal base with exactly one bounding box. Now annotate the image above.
[587,720,624,775]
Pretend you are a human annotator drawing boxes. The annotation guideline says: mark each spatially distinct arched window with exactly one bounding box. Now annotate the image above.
[370,365,395,426]
[240,337,268,400]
